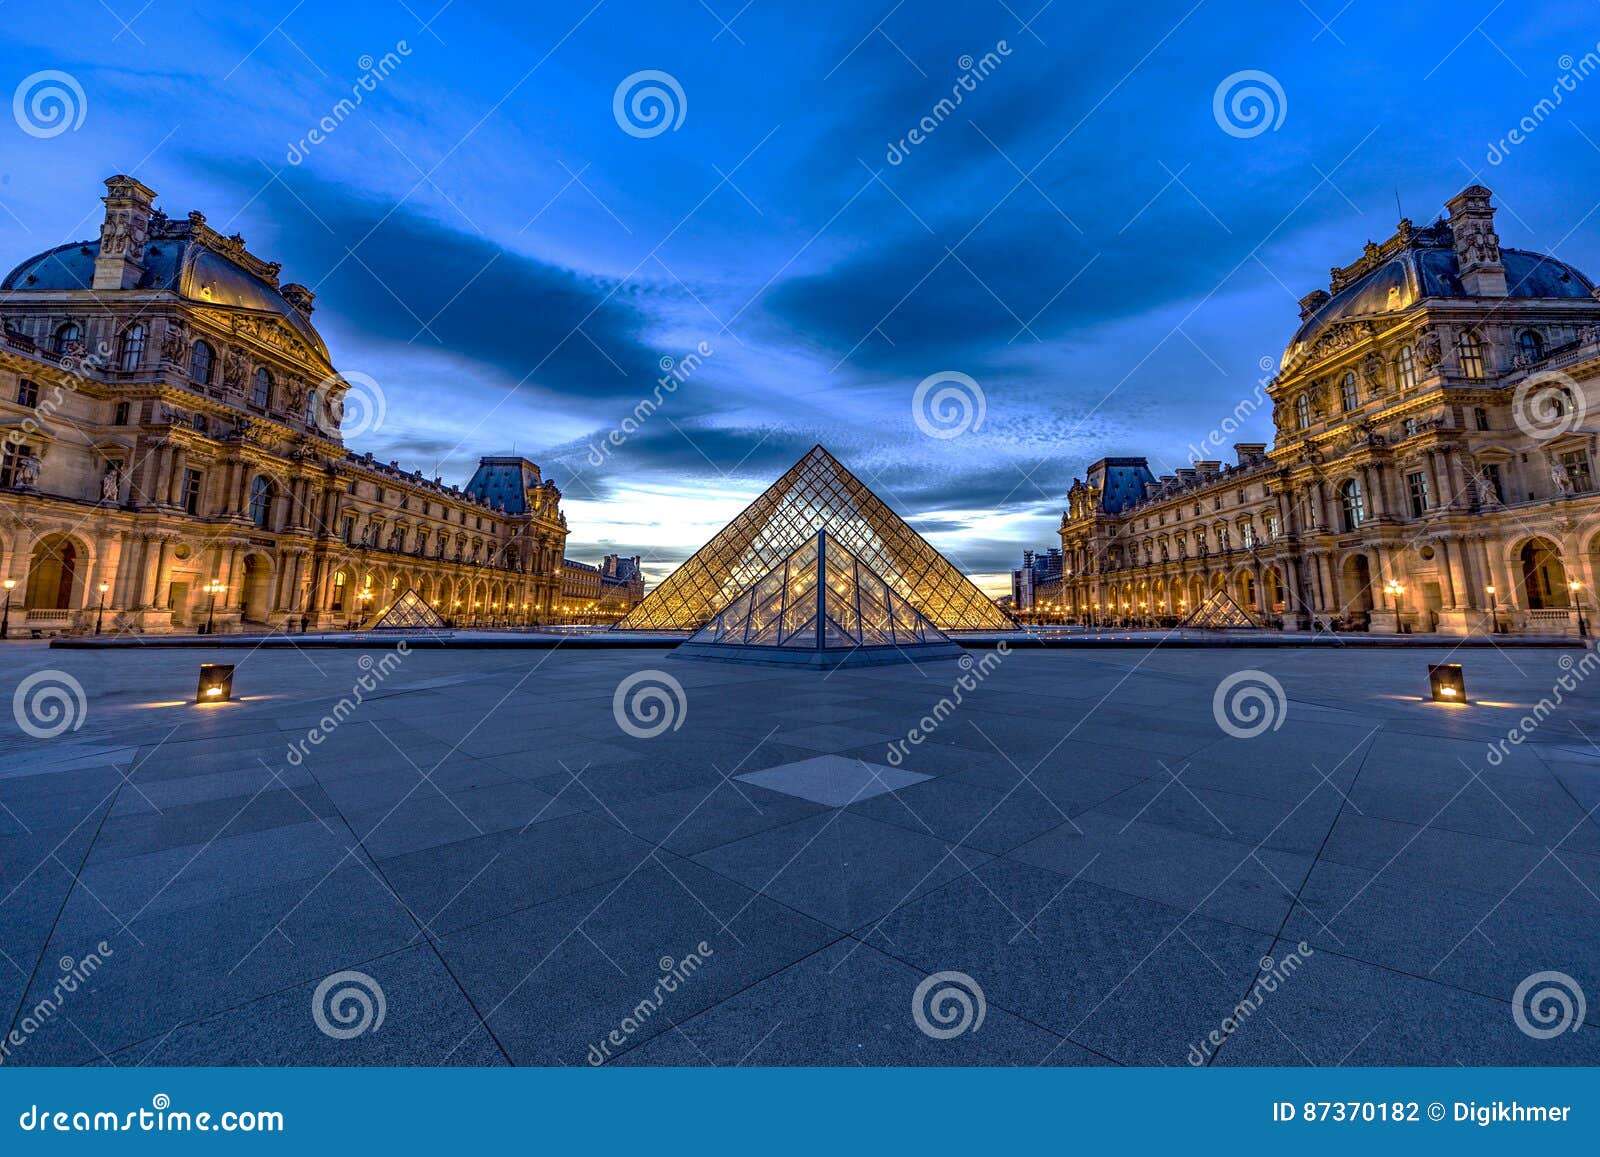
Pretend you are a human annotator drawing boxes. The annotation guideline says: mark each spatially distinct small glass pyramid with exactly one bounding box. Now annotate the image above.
[1178,589,1262,630]
[678,531,965,667]
[618,445,1013,633]
[370,588,448,631]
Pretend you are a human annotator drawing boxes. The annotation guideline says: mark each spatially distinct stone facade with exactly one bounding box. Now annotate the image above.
[558,553,644,620]
[0,176,569,636]
[1060,185,1600,636]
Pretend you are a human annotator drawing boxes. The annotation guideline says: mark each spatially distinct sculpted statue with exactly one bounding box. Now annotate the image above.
[101,463,120,502]
[1552,462,1573,495]
[1473,469,1500,509]
[160,324,186,364]
[222,349,247,392]
[1417,328,1443,368]
[1361,352,1384,393]
[13,452,41,489]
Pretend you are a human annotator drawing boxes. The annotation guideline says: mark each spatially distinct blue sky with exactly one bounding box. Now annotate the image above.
[4,0,1600,591]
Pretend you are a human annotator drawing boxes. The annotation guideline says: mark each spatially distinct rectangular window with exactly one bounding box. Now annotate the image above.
[181,468,202,515]
[0,442,35,487]
[343,516,355,544]
[1406,470,1430,517]
[1561,450,1593,494]
[16,379,39,407]
[113,401,130,425]
[1474,407,1489,431]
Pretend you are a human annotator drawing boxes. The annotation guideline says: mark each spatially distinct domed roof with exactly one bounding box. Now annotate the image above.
[1284,236,1595,367]
[2,235,328,361]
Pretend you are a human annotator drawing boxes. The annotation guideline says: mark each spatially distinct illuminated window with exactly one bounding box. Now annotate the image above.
[1395,345,1416,390]
[1457,332,1485,380]
[1294,393,1311,430]
[1340,372,1359,412]
[118,323,146,371]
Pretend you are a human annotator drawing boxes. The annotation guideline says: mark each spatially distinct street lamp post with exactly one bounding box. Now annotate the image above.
[1486,584,1500,635]
[1570,580,1588,637]
[1,577,15,639]
[1383,578,1406,634]
[95,581,109,635]
[203,578,226,635]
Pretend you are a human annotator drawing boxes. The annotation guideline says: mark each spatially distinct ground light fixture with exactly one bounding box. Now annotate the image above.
[1427,662,1466,704]
[196,663,235,703]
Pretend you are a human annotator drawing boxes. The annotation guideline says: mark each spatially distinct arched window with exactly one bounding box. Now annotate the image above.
[304,389,319,427]
[248,475,274,529]
[1518,329,1545,362]
[251,367,272,409]
[53,322,81,353]
[1395,345,1416,390]
[189,340,214,385]
[1294,393,1311,430]
[1457,331,1485,380]
[332,570,348,612]
[118,324,146,371]
[1340,478,1365,531]
[1340,371,1359,412]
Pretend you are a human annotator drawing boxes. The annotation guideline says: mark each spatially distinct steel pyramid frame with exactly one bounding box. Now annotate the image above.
[370,588,448,631]
[618,445,1013,632]
[677,530,965,667]
[1178,589,1262,630]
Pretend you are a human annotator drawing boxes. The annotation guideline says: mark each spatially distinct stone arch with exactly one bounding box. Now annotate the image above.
[240,552,273,624]
[24,532,92,611]
[1512,535,1570,609]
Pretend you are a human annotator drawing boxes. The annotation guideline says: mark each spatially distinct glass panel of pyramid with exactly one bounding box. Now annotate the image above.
[1179,589,1262,629]
[619,445,1013,631]
[371,588,447,630]
[685,530,957,655]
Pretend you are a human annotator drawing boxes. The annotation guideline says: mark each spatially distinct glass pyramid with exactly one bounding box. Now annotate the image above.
[678,531,965,667]
[370,588,448,630]
[618,445,1013,632]
[1178,589,1262,630]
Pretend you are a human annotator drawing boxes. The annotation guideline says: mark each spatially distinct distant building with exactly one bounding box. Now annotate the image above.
[559,553,644,619]
[1010,548,1062,612]
[1060,185,1600,635]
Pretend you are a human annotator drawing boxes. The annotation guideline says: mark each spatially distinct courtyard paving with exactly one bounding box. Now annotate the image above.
[2,636,1599,1066]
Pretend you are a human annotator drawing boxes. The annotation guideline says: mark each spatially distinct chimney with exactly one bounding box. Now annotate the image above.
[280,283,316,318]
[1445,185,1507,297]
[1233,443,1267,466]
[92,175,157,290]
